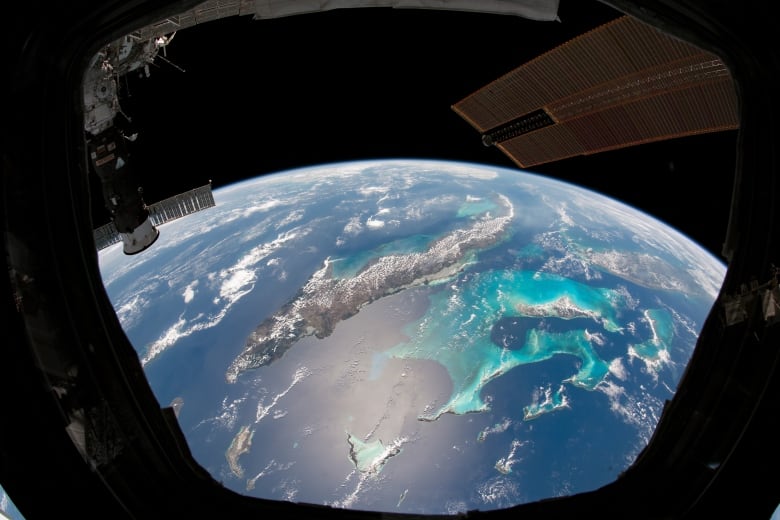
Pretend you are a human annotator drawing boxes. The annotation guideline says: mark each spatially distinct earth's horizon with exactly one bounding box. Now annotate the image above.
[98,158,725,514]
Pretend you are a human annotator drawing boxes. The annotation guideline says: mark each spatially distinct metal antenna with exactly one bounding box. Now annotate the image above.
[156,53,185,73]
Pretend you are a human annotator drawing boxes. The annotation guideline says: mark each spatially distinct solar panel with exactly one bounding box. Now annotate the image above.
[452,15,739,168]
[94,183,215,251]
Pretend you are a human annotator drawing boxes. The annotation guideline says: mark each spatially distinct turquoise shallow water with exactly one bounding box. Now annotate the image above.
[373,269,634,420]
[457,198,498,218]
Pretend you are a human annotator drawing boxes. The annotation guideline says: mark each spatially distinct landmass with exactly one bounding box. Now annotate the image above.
[226,425,254,478]
[494,439,526,475]
[522,384,570,421]
[477,418,512,442]
[225,195,514,383]
[346,433,405,476]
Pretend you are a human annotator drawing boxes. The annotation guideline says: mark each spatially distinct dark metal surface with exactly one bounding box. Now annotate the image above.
[1,1,778,518]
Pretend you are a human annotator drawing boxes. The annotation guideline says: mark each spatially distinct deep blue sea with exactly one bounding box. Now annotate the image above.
[98,160,725,514]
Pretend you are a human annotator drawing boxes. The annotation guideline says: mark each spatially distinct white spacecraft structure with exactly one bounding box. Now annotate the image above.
[82,27,218,255]
[82,0,556,255]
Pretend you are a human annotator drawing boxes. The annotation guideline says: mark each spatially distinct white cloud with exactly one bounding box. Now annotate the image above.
[114,292,149,331]
[276,209,305,229]
[246,199,284,215]
[442,163,499,180]
[596,379,663,443]
[609,357,628,380]
[140,229,302,366]
[183,280,198,304]
[343,216,363,236]
[256,366,312,423]
[142,315,187,365]
[366,217,385,229]
[219,268,255,302]
[477,476,521,507]
[194,393,249,432]
[359,185,390,196]
[585,329,607,346]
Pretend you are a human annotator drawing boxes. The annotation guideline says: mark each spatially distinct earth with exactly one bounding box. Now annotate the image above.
[97,159,725,515]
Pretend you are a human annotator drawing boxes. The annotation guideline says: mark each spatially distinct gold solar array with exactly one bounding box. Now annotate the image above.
[452,15,739,168]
